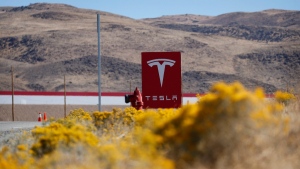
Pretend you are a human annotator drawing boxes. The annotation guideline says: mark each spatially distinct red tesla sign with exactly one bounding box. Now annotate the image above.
[142,52,182,108]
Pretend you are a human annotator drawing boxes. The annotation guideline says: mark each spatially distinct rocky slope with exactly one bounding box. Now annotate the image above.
[0,3,299,93]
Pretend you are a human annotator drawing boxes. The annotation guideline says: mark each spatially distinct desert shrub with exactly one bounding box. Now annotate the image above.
[55,108,96,132]
[30,109,98,157]
[1,82,298,169]
[31,122,98,157]
[92,107,135,128]
[66,108,93,121]
[154,82,289,168]
[94,129,174,169]
[0,145,33,169]
[134,108,178,130]
[92,107,139,137]
[28,107,174,169]
[275,90,296,105]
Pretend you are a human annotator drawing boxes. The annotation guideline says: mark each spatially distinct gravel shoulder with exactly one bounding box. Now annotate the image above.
[0,105,127,148]
[0,122,44,148]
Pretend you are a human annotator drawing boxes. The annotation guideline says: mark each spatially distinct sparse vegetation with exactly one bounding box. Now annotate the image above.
[156,24,300,42]
[1,82,299,169]
[0,3,299,92]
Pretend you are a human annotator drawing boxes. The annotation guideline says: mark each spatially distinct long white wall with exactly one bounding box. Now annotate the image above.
[0,95,198,105]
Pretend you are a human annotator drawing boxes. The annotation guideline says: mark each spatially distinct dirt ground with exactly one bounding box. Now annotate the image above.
[0,104,128,121]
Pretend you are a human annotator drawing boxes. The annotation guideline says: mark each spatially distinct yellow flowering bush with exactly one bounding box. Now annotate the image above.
[134,108,178,130]
[123,106,139,125]
[275,90,296,105]
[95,134,174,169]
[67,108,92,121]
[92,111,114,129]
[1,82,298,169]
[0,146,34,169]
[31,122,98,157]
[55,108,96,131]
[92,107,139,137]
[154,82,289,165]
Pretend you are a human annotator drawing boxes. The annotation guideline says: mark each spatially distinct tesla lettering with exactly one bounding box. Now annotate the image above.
[147,59,175,87]
[145,95,178,101]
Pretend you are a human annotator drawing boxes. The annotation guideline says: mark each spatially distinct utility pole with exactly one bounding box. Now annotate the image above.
[64,75,66,118]
[97,13,101,111]
[11,66,14,121]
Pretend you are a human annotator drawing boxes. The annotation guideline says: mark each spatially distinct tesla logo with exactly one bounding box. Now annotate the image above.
[147,59,175,87]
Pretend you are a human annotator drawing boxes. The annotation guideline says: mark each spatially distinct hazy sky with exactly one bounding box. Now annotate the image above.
[1,0,300,19]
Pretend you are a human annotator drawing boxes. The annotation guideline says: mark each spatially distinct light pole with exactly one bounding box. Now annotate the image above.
[97,13,101,111]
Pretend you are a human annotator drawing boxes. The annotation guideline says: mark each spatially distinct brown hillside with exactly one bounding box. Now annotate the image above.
[202,9,300,28]
[0,3,299,93]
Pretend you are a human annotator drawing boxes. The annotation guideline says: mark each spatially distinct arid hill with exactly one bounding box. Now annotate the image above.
[0,3,299,93]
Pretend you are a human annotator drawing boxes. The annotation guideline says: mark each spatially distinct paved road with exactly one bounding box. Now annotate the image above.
[0,121,43,131]
[0,122,44,146]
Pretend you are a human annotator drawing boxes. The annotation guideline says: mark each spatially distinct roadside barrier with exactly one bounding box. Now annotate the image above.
[43,112,47,121]
[38,113,42,122]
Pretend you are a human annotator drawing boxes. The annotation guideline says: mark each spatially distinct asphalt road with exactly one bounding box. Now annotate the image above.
[0,121,43,131]
[0,122,44,146]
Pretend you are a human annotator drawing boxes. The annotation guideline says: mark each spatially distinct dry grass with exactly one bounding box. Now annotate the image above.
[0,3,299,93]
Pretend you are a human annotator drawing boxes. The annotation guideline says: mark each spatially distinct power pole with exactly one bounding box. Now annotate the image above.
[97,13,101,111]
[11,66,14,121]
[64,75,66,118]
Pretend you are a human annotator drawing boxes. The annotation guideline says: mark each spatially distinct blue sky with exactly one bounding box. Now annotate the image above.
[1,0,300,19]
